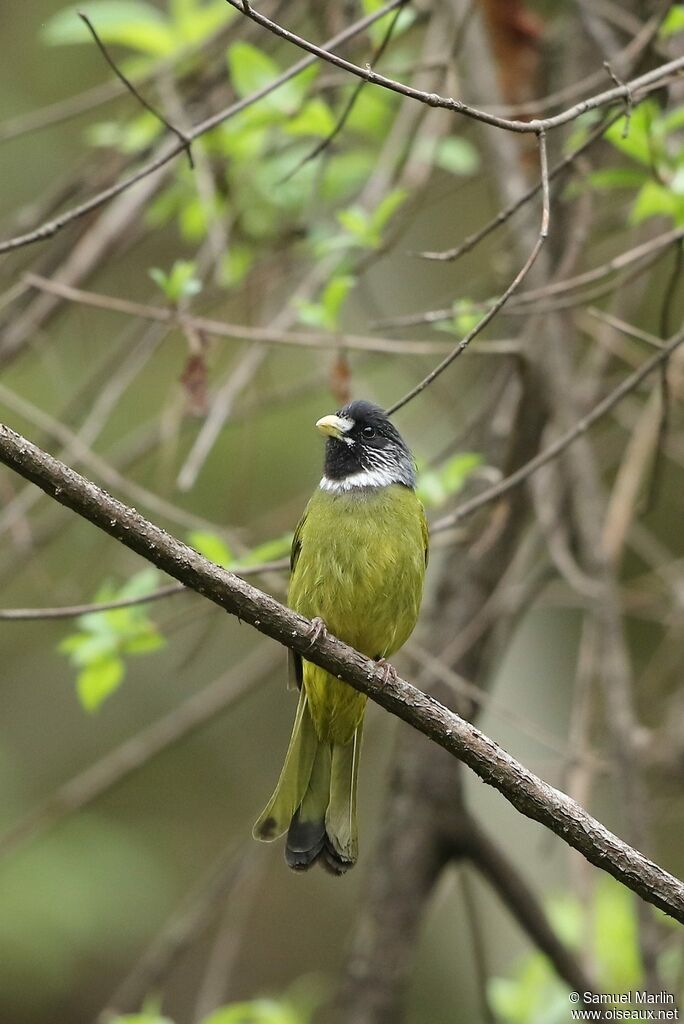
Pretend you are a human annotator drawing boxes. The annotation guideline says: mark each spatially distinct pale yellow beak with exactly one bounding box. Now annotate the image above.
[315,414,353,439]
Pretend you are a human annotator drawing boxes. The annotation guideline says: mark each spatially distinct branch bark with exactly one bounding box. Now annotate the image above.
[1,421,683,923]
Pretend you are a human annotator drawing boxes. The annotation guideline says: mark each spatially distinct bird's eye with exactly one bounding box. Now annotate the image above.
[361,425,376,439]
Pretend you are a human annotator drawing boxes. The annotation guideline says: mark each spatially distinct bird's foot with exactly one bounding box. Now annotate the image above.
[376,658,398,686]
[306,616,328,649]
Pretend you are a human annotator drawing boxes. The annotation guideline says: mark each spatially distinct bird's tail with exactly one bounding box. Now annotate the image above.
[252,688,362,874]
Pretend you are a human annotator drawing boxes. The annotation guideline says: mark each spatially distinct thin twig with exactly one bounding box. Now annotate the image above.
[78,12,194,168]
[0,559,288,621]
[417,110,618,262]
[23,273,466,356]
[603,60,633,138]
[380,223,684,330]
[279,0,408,185]
[643,242,684,512]
[433,327,684,531]
[225,0,684,134]
[384,129,549,414]
[585,308,664,349]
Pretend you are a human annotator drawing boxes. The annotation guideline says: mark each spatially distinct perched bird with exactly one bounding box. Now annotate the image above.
[253,400,428,873]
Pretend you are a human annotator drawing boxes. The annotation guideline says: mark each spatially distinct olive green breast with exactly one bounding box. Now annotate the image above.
[288,484,427,743]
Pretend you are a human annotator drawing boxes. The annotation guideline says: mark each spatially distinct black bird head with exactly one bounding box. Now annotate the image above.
[316,399,416,490]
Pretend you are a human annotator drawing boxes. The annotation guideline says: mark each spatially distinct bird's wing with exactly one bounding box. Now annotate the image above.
[287,510,307,690]
[420,498,430,567]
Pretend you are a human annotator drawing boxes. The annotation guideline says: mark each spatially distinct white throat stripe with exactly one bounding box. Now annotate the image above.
[319,467,401,492]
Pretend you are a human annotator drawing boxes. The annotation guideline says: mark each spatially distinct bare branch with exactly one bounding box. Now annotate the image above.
[23,273,470,356]
[1,422,683,921]
[380,224,684,330]
[225,0,684,134]
[78,12,194,167]
[433,328,684,531]
[385,130,549,414]
[0,559,288,621]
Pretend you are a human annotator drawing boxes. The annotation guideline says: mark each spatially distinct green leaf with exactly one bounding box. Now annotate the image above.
[220,245,255,288]
[434,299,481,338]
[189,530,234,568]
[76,658,125,712]
[630,179,684,225]
[321,150,375,202]
[336,205,371,243]
[440,452,483,494]
[228,41,279,97]
[169,0,234,42]
[238,533,294,566]
[64,632,119,667]
[433,136,480,176]
[369,188,407,233]
[362,0,416,46]
[415,470,445,508]
[149,260,202,302]
[660,5,684,36]
[604,101,658,166]
[43,2,175,56]
[343,87,395,139]
[179,2,235,45]
[203,1000,300,1024]
[321,275,355,325]
[122,631,166,655]
[227,43,315,115]
[111,1014,175,1024]
[563,110,603,154]
[671,165,684,196]
[294,300,330,331]
[285,99,337,138]
[117,568,162,601]
[594,880,642,990]
[585,168,649,191]
[295,276,355,331]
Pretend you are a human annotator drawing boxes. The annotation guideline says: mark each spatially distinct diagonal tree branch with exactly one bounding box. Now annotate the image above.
[225,0,684,134]
[432,327,684,531]
[1,421,683,922]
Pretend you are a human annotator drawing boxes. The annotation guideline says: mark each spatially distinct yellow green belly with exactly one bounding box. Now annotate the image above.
[288,485,426,744]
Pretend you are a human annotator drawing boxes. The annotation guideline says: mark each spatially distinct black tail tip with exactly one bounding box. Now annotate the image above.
[321,838,354,876]
[285,813,325,871]
[285,813,355,874]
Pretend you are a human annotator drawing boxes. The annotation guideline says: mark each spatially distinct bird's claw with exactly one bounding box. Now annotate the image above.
[306,616,328,649]
[376,658,398,686]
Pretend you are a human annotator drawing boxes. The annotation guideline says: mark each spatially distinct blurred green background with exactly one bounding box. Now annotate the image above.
[1,2,683,1022]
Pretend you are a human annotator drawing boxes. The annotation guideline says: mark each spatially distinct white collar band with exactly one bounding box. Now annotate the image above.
[319,467,409,492]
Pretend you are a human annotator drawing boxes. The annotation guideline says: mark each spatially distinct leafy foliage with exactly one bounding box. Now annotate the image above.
[489,879,683,1023]
[149,260,202,303]
[43,0,233,57]
[111,982,321,1023]
[660,5,684,38]
[334,189,408,250]
[295,276,356,332]
[416,453,483,508]
[42,0,429,294]
[435,299,482,338]
[572,100,684,226]
[189,530,293,568]
[59,568,166,711]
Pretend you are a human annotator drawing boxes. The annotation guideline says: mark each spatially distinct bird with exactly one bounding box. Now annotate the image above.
[253,399,428,873]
